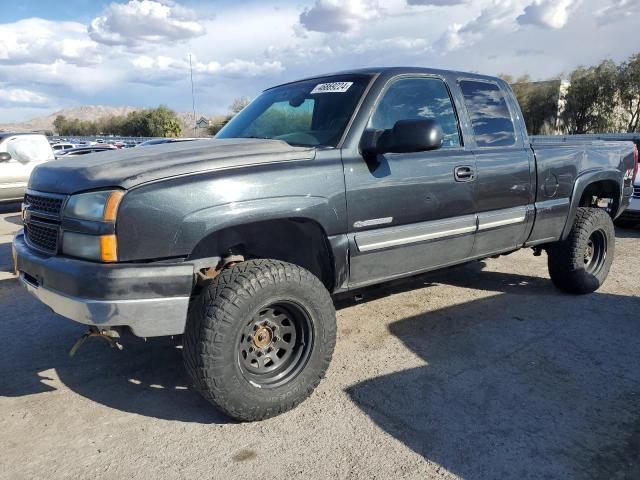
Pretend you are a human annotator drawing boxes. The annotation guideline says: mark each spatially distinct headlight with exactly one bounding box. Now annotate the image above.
[62,232,118,262]
[62,189,123,262]
[64,190,124,222]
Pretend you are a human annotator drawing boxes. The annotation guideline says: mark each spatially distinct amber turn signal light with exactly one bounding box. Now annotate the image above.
[104,190,125,222]
[100,235,118,263]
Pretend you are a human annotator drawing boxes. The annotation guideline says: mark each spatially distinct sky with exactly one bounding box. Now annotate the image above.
[0,0,638,122]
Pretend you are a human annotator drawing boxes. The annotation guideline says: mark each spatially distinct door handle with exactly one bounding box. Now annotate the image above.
[454,166,475,182]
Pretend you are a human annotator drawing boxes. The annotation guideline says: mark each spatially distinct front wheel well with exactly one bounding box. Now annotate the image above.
[188,218,335,291]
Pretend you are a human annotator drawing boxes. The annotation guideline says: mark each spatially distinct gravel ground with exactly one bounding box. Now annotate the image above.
[1,205,638,480]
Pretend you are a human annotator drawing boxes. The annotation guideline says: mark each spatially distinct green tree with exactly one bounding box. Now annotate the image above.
[230,97,250,114]
[561,60,618,134]
[617,54,640,133]
[53,115,66,135]
[208,116,231,135]
[145,105,183,137]
[207,97,252,136]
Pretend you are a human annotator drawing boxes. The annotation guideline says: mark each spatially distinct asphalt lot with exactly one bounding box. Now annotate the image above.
[1,205,638,480]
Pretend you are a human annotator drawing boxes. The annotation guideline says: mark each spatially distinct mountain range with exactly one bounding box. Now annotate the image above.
[0,105,213,134]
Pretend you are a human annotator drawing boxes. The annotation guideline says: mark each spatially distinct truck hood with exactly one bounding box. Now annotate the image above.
[28,138,316,194]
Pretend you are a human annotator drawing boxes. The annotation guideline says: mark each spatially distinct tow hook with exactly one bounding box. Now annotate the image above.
[69,327,124,357]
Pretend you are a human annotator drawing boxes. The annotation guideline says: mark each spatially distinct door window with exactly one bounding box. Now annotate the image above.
[459,80,516,147]
[370,77,462,148]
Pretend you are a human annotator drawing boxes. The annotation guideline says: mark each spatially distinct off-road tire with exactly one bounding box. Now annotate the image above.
[183,259,336,421]
[547,207,615,294]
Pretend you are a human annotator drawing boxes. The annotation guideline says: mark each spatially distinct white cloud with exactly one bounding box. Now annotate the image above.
[433,0,524,52]
[0,18,100,66]
[299,0,380,33]
[0,0,637,124]
[406,0,465,5]
[595,0,640,24]
[89,0,205,46]
[131,54,284,78]
[517,0,578,29]
[435,23,468,52]
[0,86,49,106]
[433,0,580,53]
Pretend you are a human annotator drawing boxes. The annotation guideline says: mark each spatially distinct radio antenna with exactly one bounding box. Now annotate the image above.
[189,54,197,136]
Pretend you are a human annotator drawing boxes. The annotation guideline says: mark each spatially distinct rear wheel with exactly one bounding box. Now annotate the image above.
[183,259,336,421]
[547,207,615,294]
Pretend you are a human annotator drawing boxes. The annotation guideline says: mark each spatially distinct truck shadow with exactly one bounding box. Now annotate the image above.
[345,267,640,479]
[0,242,13,272]
[0,202,21,214]
[0,273,230,424]
[614,226,640,239]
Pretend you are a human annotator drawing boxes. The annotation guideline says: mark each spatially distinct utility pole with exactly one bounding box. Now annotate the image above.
[189,54,197,137]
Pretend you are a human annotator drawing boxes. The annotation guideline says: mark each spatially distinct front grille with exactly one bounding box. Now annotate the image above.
[24,193,64,216]
[25,222,59,253]
[23,191,66,255]
[634,186,640,199]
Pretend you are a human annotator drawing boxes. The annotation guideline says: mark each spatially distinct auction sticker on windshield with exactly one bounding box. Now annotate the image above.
[311,82,353,94]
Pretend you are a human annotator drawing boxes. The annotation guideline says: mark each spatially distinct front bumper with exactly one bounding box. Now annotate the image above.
[13,232,194,337]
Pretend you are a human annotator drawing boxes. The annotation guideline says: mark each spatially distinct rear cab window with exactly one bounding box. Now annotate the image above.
[459,80,516,147]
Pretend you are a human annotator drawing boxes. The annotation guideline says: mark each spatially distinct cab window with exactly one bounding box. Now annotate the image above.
[370,77,462,148]
[459,80,516,147]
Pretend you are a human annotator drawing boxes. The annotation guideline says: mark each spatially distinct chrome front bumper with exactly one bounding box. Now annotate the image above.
[13,232,194,337]
[20,273,189,337]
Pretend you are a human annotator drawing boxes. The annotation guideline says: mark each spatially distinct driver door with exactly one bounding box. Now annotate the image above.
[343,76,477,287]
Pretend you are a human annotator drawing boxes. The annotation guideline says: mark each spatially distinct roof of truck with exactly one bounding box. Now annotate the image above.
[269,66,503,90]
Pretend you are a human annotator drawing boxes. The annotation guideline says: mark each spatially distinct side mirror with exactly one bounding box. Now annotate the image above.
[360,118,444,157]
[0,152,11,163]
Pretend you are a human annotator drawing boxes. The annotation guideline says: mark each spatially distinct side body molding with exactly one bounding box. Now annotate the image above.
[355,215,476,252]
[354,206,530,254]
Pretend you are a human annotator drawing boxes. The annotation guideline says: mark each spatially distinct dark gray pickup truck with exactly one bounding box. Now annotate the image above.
[13,67,638,421]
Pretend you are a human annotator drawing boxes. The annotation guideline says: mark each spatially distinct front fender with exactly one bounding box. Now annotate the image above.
[176,195,339,254]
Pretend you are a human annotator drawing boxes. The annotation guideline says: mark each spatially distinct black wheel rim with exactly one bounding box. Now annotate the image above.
[583,229,607,275]
[237,301,313,388]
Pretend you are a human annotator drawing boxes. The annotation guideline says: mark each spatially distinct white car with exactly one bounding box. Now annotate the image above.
[51,142,77,152]
[0,133,55,202]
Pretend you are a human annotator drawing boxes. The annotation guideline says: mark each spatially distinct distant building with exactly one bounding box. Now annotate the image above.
[195,116,210,129]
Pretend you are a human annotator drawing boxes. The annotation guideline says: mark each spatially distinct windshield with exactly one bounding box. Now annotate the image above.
[216,74,372,147]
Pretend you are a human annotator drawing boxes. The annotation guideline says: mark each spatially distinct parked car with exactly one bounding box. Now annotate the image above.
[534,133,640,228]
[55,145,118,159]
[13,67,638,421]
[51,142,77,153]
[618,173,640,227]
[0,133,54,202]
